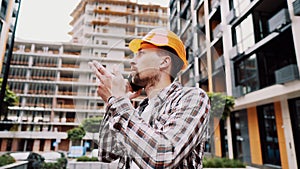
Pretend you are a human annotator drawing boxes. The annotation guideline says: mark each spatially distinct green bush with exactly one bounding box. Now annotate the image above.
[76,156,99,162]
[203,157,246,168]
[41,157,67,169]
[0,154,16,167]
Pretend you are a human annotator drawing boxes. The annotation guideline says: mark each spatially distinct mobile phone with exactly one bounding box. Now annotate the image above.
[128,75,144,92]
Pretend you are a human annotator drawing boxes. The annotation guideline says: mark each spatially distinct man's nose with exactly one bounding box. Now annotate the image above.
[130,59,136,69]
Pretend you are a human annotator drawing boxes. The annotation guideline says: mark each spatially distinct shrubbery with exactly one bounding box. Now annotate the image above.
[41,157,67,169]
[203,157,246,168]
[0,154,16,167]
[76,156,99,162]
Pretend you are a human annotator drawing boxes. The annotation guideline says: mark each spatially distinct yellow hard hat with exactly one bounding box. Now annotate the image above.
[129,28,188,70]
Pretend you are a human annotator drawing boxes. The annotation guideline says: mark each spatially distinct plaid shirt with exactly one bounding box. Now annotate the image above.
[98,82,210,168]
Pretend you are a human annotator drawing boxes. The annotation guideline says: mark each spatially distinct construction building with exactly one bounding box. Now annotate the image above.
[0,0,167,153]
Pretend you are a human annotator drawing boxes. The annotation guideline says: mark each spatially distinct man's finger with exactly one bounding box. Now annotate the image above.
[112,64,123,78]
[92,60,111,76]
[88,61,103,78]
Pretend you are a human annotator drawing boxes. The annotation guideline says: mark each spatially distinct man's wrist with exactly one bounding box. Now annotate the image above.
[107,96,116,104]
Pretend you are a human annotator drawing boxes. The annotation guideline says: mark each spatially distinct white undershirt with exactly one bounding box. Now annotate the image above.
[132,98,154,168]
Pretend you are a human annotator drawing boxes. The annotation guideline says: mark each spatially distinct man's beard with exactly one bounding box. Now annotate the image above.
[131,70,160,90]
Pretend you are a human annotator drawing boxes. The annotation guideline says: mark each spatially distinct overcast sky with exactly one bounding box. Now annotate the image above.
[16,0,169,42]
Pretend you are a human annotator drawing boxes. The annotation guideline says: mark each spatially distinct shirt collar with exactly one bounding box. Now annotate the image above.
[153,81,182,104]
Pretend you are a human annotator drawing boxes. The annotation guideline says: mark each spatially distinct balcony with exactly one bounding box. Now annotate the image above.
[293,0,300,16]
[268,8,291,33]
[275,64,299,84]
[61,64,79,68]
[232,85,245,98]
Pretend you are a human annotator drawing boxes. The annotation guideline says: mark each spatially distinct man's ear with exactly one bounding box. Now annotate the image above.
[159,56,171,70]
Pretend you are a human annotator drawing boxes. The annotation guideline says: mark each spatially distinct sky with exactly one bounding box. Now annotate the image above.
[16,0,169,42]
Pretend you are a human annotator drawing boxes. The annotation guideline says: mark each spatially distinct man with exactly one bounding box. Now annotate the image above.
[89,28,210,168]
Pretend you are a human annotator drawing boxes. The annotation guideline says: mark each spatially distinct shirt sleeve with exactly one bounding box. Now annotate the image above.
[98,101,129,163]
[106,89,210,168]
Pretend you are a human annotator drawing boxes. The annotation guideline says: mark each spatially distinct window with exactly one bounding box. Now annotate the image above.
[288,97,300,168]
[230,110,251,163]
[102,28,108,33]
[95,40,99,44]
[1,0,8,19]
[257,104,281,166]
[229,0,252,16]
[90,74,97,82]
[101,40,108,45]
[232,14,255,53]
[101,53,107,57]
[234,54,258,94]
[0,20,2,34]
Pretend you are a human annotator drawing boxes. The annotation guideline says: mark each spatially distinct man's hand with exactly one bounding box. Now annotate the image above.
[89,60,141,102]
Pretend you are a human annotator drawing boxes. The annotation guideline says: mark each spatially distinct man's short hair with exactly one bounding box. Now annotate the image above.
[157,46,184,81]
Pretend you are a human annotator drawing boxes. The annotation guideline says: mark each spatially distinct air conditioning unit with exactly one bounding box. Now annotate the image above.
[293,0,300,16]
[268,8,291,33]
[275,64,300,84]
[232,85,245,98]
[226,9,236,24]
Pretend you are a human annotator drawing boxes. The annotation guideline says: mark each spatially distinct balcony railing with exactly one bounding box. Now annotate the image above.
[61,64,79,68]
[293,0,300,16]
[275,64,300,84]
[232,85,245,98]
[268,8,291,33]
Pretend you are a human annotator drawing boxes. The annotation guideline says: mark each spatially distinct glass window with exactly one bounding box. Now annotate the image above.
[0,20,3,34]
[234,54,258,94]
[199,55,208,78]
[101,52,107,58]
[1,0,8,19]
[257,104,281,166]
[230,110,251,163]
[288,97,300,168]
[101,40,108,45]
[230,0,252,16]
[233,14,255,53]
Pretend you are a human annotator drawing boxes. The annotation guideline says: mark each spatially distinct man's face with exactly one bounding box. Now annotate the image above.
[130,48,162,87]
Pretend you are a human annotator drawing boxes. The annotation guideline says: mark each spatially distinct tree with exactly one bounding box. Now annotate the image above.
[81,117,102,133]
[0,78,19,121]
[207,92,235,157]
[67,126,86,146]
[81,117,103,149]
[207,92,235,120]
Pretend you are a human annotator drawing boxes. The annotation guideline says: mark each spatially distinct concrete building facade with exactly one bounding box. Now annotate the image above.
[169,0,300,169]
[0,0,19,74]
[0,0,167,153]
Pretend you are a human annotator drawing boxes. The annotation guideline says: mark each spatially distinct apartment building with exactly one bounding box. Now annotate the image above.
[169,0,300,169]
[0,0,19,74]
[0,0,167,153]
